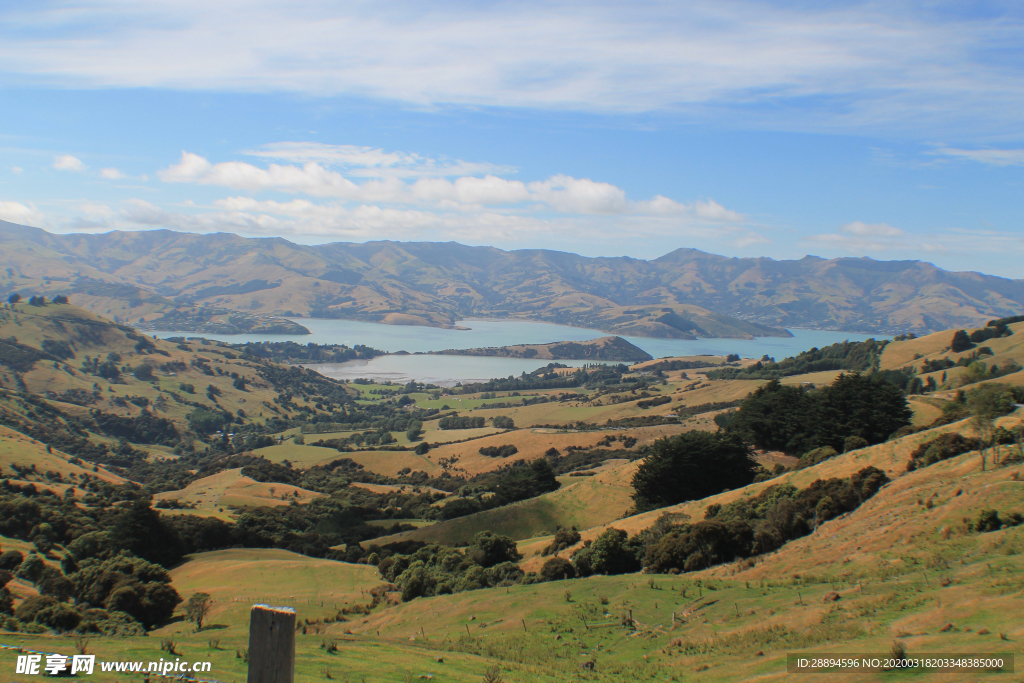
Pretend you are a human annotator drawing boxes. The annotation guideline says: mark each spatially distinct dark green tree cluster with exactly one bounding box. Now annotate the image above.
[643,467,888,572]
[572,528,643,576]
[906,433,982,471]
[438,459,561,519]
[974,509,1024,533]
[706,339,887,380]
[491,415,515,429]
[565,467,888,579]
[438,416,486,430]
[0,491,183,634]
[631,431,758,512]
[478,444,518,458]
[720,374,912,455]
[377,532,524,601]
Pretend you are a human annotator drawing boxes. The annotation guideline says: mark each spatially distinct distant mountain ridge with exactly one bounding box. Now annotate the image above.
[1,220,1021,337]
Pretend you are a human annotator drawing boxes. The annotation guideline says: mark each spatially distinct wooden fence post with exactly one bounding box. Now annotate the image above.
[248,604,296,683]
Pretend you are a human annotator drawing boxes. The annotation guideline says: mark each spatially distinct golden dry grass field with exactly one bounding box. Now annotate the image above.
[153,468,322,509]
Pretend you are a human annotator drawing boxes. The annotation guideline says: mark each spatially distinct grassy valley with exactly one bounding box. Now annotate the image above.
[0,296,1021,681]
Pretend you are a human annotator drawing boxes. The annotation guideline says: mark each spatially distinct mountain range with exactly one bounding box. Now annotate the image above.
[2,220,1022,337]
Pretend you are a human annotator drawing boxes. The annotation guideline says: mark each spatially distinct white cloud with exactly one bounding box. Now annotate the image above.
[0,2,1022,135]
[53,155,86,172]
[100,167,125,179]
[0,200,43,225]
[158,151,364,198]
[410,176,530,205]
[103,191,749,250]
[527,175,626,214]
[11,166,23,175]
[159,150,746,224]
[929,146,1024,167]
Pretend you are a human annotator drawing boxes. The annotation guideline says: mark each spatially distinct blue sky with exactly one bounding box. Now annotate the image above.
[1,1,1022,276]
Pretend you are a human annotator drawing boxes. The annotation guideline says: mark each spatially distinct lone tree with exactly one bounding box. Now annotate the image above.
[967,383,1016,470]
[185,592,212,630]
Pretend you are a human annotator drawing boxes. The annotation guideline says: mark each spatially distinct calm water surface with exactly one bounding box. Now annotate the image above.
[153,318,881,385]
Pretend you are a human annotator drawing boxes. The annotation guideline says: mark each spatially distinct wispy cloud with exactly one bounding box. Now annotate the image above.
[245,142,512,179]
[1,2,1023,136]
[806,222,1024,261]
[929,146,1024,167]
[53,155,86,172]
[100,167,125,179]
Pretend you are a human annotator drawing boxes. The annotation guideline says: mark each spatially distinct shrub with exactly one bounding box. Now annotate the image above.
[540,557,576,581]
[133,364,155,381]
[16,552,45,584]
[906,433,981,471]
[844,435,869,452]
[541,527,582,556]
[0,550,24,570]
[950,330,974,353]
[572,528,642,577]
[189,407,228,434]
[976,509,1002,532]
[467,532,522,568]
[797,446,838,470]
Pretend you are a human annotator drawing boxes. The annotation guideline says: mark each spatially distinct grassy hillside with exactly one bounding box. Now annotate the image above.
[0,300,348,436]
[0,425,126,487]
[517,411,1021,563]
[1,436,1019,682]
[153,468,322,509]
[372,460,639,546]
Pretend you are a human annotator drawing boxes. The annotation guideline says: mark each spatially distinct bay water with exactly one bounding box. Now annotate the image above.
[153,318,881,386]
